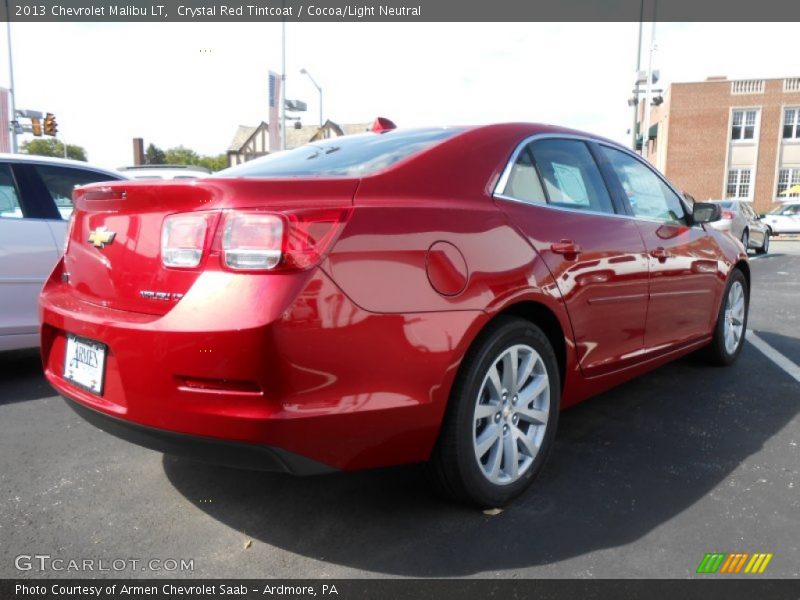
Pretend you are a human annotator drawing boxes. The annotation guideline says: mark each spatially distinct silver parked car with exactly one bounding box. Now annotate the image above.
[0,154,126,351]
[708,200,770,254]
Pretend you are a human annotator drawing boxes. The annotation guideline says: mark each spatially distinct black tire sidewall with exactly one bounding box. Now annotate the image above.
[711,270,749,365]
[451,318,560,507]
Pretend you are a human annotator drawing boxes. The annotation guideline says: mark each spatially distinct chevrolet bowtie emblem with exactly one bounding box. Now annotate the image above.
[87,226,116,248]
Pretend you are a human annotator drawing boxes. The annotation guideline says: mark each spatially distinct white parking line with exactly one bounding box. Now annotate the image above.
[747,329,800,384]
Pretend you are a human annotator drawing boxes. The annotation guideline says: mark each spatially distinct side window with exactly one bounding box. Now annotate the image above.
[528,139,615,214]
[0,164,23,219]
[500,147,546,205]
[34,165,116,219]
[599,146,687,225]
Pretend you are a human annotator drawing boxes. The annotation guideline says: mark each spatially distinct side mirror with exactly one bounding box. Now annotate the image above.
[692,202,722,224]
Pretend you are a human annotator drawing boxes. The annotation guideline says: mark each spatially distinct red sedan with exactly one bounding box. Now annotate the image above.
[39,123,749,507]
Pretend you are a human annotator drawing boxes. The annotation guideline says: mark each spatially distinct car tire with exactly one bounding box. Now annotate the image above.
[755,233,769,255]
[741,230,749,251]
[428,316,560,508]
[704,269,749,367]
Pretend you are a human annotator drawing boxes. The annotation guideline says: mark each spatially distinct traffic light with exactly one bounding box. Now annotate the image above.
[31,118,43,137]
[43,113,58,136]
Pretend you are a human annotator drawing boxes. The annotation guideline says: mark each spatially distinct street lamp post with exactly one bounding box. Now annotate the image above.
[631,0,644,151]
[5,0,19,152]
[300,68,323,128]
[280,16,286,150]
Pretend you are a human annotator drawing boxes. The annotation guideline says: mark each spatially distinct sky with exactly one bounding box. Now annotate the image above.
[1,22,799,170]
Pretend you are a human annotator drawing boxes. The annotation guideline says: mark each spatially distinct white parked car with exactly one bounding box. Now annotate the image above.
[762,202,800,235]
[117,164,211,180]
[0,154,126,351]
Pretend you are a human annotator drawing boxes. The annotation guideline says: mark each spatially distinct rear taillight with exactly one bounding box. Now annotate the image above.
[161,214,210,268]
[722,210,734,220]
[161,208,351,272]
[222,213,284,270]
[282,208,352,270]
[221,208,351,271]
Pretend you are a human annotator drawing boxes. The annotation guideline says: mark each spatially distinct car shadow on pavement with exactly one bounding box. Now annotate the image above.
[162,344,799,576]
[0,349,53,404]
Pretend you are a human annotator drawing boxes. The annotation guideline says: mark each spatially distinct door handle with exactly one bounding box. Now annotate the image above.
[650,247,671,262]
[551,240,582,256]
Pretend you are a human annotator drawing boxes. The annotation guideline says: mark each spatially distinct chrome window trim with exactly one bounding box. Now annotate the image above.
[494,192,686,225]
[493,132,700,229]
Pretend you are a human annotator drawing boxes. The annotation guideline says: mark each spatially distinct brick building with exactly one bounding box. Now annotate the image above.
[641,76,800,212]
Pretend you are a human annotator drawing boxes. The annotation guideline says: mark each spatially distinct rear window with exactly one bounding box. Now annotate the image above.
[719,201,735,210]
[215,128,463,178]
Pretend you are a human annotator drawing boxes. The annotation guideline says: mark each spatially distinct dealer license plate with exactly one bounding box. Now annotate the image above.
[63,334,107,395]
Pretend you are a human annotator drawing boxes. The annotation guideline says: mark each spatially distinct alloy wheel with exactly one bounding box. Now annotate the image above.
[723,281,746,355]
[472,344,550,485]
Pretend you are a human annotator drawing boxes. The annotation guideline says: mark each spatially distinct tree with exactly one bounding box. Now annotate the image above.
[196,154,228,172]
[164,145,200,166]
[21,139,88,161]
[164,146,227,173]
[145,143,166,165]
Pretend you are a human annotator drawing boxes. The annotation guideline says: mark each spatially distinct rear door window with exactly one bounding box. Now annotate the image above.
[0,164,23,219]
[34,165,119,219]
[498,148,547,205]
[528,139,616,214]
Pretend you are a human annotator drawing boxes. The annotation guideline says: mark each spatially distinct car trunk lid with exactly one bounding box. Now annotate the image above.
[64,178,358,316]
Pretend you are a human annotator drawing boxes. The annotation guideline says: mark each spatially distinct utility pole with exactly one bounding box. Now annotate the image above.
[641,18,657,161]
[280,9,286,151]
[631,0,644,151]
[5,0,18,152]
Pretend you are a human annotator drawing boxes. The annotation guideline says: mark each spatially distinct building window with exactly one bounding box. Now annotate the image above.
[783,109,800,140]
[731,109,758,141]
[727,169,752,198]
[777,168,800,198]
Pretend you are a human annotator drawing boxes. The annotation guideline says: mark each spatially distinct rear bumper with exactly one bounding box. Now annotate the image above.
[40,259,483,472]
[64,395,334,475]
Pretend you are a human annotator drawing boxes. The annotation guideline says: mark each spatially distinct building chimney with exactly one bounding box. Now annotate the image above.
[132,138,144,165]
[705,76,728,81]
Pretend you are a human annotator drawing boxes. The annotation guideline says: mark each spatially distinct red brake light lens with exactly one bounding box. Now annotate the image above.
[283,208,351,270]
[162,214,209,268]
[722,210,734,220]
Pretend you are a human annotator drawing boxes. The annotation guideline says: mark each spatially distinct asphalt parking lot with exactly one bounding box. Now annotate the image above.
[1,241,799,579]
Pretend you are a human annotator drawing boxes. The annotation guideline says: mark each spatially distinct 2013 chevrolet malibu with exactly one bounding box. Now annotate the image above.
[40,123,749,507]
